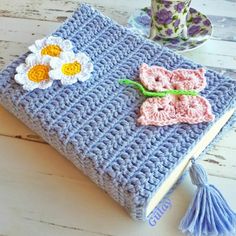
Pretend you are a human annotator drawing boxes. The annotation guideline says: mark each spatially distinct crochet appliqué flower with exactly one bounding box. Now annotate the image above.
[120,63,214,126]
[15,36,93,91]
[14,54,53,91]
[29,36,73,58]
[49,51,93,85]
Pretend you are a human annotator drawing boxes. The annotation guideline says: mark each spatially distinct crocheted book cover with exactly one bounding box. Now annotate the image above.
[0,4,235,221]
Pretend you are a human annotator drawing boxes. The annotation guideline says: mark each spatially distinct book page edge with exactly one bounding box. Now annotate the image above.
[145,108,235,217]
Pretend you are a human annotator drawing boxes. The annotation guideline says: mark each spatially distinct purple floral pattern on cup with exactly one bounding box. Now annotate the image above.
[189,8,197,14]
[188,25,201,36]
[156,9,172,24]
[175,2,185,13]
[174,19,180,28]
[136,15,151,27]
[203,19,211,26]
[127,7,212,52]
[166,29,173,36]
[192,16,202,24]
[170,38,180,44]
[150,0,191,39]
[163,1,172,8]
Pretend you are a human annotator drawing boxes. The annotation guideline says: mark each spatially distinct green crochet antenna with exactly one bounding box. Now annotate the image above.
[118,79,198,97]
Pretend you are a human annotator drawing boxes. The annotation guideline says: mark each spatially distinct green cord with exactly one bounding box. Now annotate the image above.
[118,79,198,97]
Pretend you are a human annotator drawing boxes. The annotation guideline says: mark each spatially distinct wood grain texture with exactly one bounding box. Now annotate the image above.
[0,0,235,23]
[0,135,235,236]
[0,0,235,235]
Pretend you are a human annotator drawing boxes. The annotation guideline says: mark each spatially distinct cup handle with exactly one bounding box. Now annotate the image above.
[149,21,157,40]
[181,25,188,39]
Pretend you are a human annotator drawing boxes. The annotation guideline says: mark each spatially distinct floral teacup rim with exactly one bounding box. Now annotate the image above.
[127,7,212,52]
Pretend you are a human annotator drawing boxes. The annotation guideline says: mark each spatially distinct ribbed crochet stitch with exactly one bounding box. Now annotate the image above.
[0,4,235,220]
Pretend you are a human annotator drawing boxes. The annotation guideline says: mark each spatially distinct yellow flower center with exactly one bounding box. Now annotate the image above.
[41,44,62,57]
[61,61,81,76]
[28,65,50,83]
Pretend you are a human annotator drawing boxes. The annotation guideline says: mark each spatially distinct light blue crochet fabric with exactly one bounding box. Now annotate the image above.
[0,4,235,220]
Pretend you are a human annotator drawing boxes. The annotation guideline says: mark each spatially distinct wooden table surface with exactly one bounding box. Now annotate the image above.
[0,0,235,235]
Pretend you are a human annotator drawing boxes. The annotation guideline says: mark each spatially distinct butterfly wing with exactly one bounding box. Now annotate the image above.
[171,68,206,91]
[139,63,172,92]
[138,95,214,126]
[138,96,178,126]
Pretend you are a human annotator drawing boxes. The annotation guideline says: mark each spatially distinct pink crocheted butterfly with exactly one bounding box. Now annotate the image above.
[119,63,214,126]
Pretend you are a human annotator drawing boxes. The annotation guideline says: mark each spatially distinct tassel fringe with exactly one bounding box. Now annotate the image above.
[179,160,236,236]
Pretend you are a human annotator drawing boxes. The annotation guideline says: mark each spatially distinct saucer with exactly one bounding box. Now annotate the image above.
[127,7,212,52]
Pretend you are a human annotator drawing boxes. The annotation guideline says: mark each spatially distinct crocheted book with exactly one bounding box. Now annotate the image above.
[0,4,235,222]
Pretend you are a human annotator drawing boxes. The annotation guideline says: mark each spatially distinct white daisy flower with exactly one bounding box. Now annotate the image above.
[28,36,73,58]
[49,51,93,85]
[14,54,53,91]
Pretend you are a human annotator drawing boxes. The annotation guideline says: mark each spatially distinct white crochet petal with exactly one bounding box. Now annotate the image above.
[35,38,46,48]
[77,74,91,82]
[28,44,38,53]
[22,81,39,91]
[75,53,85,64]
[38,80,54,89]
[61,76,77,85]
[41,56,51,65]
[15,74,27,85]
[16,63,27,74]
[49,69,62,80]
[25,54,39,66]
[84,62,93,73]
[61,39,73,51]
[60,51,75,61]
[50,57,63,69]
[46,36,63,45]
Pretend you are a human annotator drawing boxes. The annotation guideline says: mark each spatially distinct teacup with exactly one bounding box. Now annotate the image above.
[150,0,191,39]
